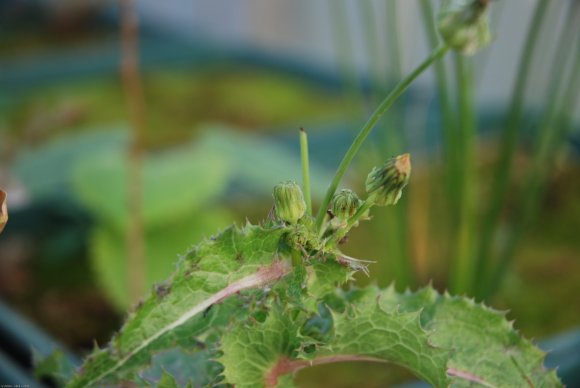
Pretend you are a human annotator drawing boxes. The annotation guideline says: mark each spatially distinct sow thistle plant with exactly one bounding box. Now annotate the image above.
[39,1,562,387]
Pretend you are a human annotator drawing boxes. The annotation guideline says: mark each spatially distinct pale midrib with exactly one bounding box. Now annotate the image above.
[82,260,292,387]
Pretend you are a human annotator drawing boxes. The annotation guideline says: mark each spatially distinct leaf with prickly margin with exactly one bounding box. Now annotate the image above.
[219,285,561,387]
[323,288,450,386]
[218,291,449,387]
[138,347,222,387]
[157,371,181,388]
[66,223,292,388]
[356,286,562,387]
[220,309,301,388]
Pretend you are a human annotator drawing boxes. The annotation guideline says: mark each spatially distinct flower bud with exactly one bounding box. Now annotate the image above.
[438,0,491,55]
[365,154,411,206]
[273,181,306,224]
[332,189,361,220]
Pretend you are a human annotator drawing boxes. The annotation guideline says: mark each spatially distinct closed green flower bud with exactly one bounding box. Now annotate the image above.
[438,0,491,55]
[332,189,361,220]
[365,153,411,206]
[273,181,306,224]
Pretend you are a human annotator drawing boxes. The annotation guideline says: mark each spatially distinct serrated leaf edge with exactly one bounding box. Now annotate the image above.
[80,259,292,387]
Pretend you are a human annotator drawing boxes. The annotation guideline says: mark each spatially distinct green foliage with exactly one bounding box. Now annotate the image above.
[34,348,77,386]
[218,285,560,387]
[56,169,560,387]
[66,223,292,387]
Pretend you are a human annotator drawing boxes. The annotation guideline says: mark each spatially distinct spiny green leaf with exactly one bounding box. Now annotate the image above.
[66,223,292,387]
[91,207,232,309]
[220,310,301,388]
[217,286,561,388]
[157,371,181,388]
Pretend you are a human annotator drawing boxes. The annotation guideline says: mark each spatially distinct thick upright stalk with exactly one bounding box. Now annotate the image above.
[419,0,457,206]
[384,1,411,287]
[120,0,146,304]
[419,0,456,279]
[299,128,312,215]
[314,44,450,232]
[449,55,477,295]
[474,0,549,295]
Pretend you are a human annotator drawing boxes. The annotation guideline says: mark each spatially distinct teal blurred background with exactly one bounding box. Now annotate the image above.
[0,1,579,386]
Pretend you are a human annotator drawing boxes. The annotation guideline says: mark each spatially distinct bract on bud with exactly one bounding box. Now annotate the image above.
[365,154,411,206]
[438,0,491,55]
[332,189,361,220]
[273,181,306,224]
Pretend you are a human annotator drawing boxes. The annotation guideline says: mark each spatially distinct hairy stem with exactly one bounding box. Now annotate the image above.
[299,128,312,215]
[120,0,146,304]
[315,44,449,232]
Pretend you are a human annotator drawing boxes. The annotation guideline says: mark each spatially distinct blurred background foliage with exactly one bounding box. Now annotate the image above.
[0,0,579,387]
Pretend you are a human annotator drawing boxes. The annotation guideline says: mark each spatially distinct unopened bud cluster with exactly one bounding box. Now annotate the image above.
[438,0,491,55]
[365,153,411,206]
[332,189,362,221]
[272,181,306,224]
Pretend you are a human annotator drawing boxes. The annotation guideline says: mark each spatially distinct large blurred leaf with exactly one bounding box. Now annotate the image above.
[72,140,231,230]
[12,130,128,199]
[91,207,232,309]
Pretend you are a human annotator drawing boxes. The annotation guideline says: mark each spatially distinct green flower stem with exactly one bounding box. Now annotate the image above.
[346,199,374,232]
[449,54,477,295]
[314,44,450,233]
[326,199,374,247]
[475,0,549,296]
[482,11,580,298]
[291,248,302,268]
[299,128,312,215]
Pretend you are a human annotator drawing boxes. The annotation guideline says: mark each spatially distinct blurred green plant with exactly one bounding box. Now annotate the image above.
[11,127,334,309]
[332,0,580,301]
[38,144,560,387]
[32,1,569,385]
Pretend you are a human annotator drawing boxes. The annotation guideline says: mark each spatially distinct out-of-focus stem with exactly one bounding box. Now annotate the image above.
[450,54,477,295]
[299,128,312,216]
[418,0,457,280]
[386,0,402,79]
[474,0,549,296]
[314,44,449,232]
[120,0,146,305]
[419,0,457,206]
[482,8,580,298]
[328,0,364,116]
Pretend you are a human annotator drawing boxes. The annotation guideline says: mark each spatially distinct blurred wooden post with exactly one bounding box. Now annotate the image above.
[120,0,146,305]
